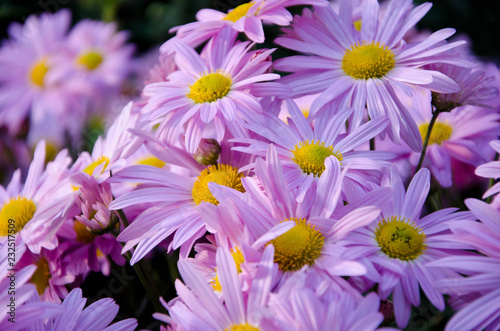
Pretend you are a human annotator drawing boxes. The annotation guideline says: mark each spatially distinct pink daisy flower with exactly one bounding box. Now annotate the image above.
[168,0,328,46]
[0,140,72,254]
[108,136,251,263]
[234,99,392,200]
[475,140,500,198]
[0,10,86,139]
[342,166,472,329]
[428,198,500,331]
[274,0,471,150]
[206,145,391,282]
[141,27,283,153]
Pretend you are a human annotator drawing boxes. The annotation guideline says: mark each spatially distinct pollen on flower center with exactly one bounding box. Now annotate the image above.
[342,41,395,79]
[188,71,232,104]
[375,216,427,261]
[30,257,51,295]
[419,122,453,145]
[73,221,96,244]
[77,50,104,70]
[29,59,49,87]
[270,218,325,272]
[224,3,254,22]
[192,164,245,205]
[211,247,244,291]
[291,140,342,177]
[0,197,36,236]
[83,156,110,176]
[225,323,260,331]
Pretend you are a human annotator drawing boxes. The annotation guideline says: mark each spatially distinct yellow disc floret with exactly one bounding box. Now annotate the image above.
[30,258,51,295]
[211,247,245,291]
[342,41,395,79]
[83,156,110,176]
[0,197,36,236]
[192,164,245,205]
[353,19,362,31]
[419,122,453,145]
[270,218,324,272]
[375,216,427,261]
[224,3,254,22]
[225,323,260,331]
[187,71,232,104]
[29,59,49,87]
[136,156,166,168]
[291,140,342,177]
[74,221,96,244]
[76,50,104,70]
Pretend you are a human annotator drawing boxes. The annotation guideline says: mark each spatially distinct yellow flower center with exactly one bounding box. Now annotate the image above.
[192,164,245,205]
[29,59,49,87]
[0,197,36,236]
[187,71,232,104]
[224,3,254,22]
[418,122,453,145]
[291,140,342,177]
[270,218,324,272]
[342,41,395,79]
[136,156,166,168]
[30,258,51,295]
[225,323,260,331]
[211,247,244,292]
[83,156,110,176]
[354,19,362,31]
[76,50,104,70]
[74,221,96,244]
[375,216,427,261]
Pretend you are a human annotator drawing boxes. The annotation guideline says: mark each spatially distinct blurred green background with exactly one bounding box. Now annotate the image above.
[1,0,500,60]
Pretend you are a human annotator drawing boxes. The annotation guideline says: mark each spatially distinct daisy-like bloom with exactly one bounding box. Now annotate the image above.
[141,27,284,153]
[206,145,391,283]
[234,99,392,200]
[274,0,472,151]
[24,287,137,331]
[156,244,276,330]
[405,87,500,187]
[58,172,125,276]
[108,135,252,263]
[168,0,328,47]
[0,247,63,329]
[0,140,72,254]
[342,166,472,329]
[56,19,134,107]
[0,10,86,139]
[16,247,75,303]
[427,198,500,331]
[475,140,500,199]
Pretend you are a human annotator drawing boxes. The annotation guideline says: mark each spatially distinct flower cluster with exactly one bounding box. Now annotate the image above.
[1,0,500,330]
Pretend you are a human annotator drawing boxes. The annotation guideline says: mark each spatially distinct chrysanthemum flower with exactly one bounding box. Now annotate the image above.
[274,0,471,150]
[343,167,472,328]
[0,10,86,139]
[168,0,328,46]
[141,27,283,153]
[108,136,251,263]
[207,145,391,281]
[234,99,392,199]
[405,87,500,187]
[55,19,134,106]
[0,140,72,254]
[156,245,276,330]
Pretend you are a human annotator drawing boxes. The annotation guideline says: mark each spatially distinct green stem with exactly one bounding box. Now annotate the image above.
[116,209,166,314]
[415,110,441,174]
